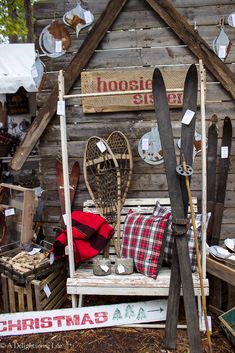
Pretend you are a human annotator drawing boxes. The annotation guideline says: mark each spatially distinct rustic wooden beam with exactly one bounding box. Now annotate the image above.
[145,0,235,100]
[10,0,128,171]
[207,256,235,284]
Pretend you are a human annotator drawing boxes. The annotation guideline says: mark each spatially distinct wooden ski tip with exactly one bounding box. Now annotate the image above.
[152,67,163,82]
[211,114,218,124]
[152,68,167,100]
[185,63,198,86]
[223,116,232,142]
[188,63,197,72]
[224,116,232,126]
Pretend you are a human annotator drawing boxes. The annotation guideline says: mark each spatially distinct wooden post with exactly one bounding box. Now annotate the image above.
[58,71,77,308]
[199,60,207,279]
[21,189,35,243]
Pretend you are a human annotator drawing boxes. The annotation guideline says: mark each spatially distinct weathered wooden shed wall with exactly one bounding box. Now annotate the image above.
[34,0,235,243]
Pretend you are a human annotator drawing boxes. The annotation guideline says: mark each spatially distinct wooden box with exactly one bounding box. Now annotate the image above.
[1,268,67,313]
[32,269,67,311]
[0,183,36,245]
[0,242,64,284]
[219,307,235,347]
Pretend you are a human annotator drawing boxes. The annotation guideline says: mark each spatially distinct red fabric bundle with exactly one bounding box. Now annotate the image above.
[50,211,114,265]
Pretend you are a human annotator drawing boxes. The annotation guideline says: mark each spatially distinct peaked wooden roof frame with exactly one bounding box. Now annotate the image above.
[10,0,235,170]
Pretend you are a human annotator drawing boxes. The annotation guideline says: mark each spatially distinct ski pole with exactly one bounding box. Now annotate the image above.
[181,158,213,353]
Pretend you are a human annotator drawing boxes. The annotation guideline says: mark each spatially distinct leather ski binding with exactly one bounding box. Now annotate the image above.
[171,217,189,236]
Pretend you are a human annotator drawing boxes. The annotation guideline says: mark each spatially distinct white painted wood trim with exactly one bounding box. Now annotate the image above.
[58,70,75,279]
[199,60,207,278]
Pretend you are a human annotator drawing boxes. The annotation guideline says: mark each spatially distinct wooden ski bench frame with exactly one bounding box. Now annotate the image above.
[67,198,209,319]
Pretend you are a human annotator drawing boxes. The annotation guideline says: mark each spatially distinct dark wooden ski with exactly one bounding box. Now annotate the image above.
[180,64,198,215]
[152,68,203,353]
[210,117,232,245]
[56,159,80,226]
[208,117,232,314]
[164,64,199,348]
[206,115,218,245]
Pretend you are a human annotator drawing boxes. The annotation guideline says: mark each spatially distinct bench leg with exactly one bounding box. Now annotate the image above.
[71,294,83,308]
[71,294,78,308]
[197,295,202,329]
[78,294,83,307]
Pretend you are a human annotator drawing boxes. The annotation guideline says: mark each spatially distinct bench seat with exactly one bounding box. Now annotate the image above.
[66,198,209,314]
[67,266,209,297]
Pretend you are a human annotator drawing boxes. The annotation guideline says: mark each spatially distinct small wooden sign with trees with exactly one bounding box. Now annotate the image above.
[81,68,203,113]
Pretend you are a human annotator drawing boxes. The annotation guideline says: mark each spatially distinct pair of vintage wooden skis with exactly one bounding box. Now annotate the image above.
[153,64,204,352]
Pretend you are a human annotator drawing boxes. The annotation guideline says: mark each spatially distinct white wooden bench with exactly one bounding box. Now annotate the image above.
[66,198,209,322]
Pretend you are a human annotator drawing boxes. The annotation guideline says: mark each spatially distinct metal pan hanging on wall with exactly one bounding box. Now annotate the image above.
[63,2,94,37]
[138,127,164,165]
[228,12,235,27]
[31,54,45,90]
[39,21,71,58]
[177,130,207,160]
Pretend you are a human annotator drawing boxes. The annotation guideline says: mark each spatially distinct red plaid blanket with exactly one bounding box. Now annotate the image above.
[121,210,171,279]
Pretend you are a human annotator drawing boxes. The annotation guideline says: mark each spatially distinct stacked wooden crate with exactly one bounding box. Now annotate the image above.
[0,183,67,313]
[1,268,67,313]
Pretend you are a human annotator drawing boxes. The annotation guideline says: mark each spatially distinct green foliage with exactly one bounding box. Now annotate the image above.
[0,0,33,42]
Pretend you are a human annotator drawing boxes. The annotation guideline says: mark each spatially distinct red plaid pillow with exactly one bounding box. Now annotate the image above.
[121,211,171,279]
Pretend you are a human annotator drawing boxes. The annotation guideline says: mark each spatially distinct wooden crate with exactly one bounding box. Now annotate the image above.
[0,183,35,244]
[0,243,65,285]
[1,273,34,313]
[32,269,67,311]
[219,307,235,347]
[1,269,67,313]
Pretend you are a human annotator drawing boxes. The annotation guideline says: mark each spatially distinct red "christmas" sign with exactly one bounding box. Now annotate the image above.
[0,300,167,336]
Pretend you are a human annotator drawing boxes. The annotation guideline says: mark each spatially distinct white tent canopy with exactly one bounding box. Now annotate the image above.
[0,43,37,94]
